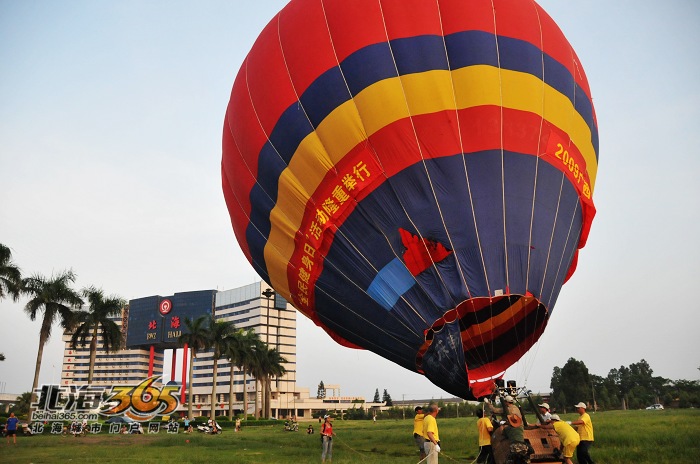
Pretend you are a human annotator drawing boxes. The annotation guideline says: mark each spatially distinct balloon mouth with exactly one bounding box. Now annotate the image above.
[415,294,549,398]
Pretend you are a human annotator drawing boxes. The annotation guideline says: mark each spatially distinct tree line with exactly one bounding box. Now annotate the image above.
[550,357,700,412]
[0,243,287,421]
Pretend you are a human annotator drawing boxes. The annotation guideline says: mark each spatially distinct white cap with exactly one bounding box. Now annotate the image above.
[538,403,550,410]
[550,414,561,421]
[574,402,587,409]
[504,395,514,403]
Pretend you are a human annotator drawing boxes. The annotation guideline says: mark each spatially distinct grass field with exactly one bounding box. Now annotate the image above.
[3,409,699,463]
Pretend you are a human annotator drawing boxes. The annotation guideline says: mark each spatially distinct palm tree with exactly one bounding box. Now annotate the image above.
[22,270,83,418]
[179,315,211,420]
[248,338,266,419]
[225,328,258,420]
[259,346,288,419]
[0,243,22,302]
[248,342,288,419]
[13,392,33,416]
[70,286,126,384]
[205,315,235,424]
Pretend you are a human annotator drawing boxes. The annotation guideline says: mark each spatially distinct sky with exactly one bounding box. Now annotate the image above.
[1,0,699,402]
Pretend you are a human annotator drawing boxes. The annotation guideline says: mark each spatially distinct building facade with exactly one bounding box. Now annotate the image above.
[60,282,377,419]
[189,282,299,418]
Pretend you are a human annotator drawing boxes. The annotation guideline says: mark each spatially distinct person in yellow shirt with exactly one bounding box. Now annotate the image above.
[422,404,441,463]
[413,406,426,461]
[475,409,494,464]
[539,414,580,464]
[571,402,595,464]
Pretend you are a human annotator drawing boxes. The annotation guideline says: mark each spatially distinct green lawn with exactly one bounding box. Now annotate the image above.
[4,409,700,463]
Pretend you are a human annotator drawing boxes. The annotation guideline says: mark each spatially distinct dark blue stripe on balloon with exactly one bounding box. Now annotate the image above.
[268,104,314,165]
[392,35,450,75]
[444,30,499,68]
[301,66,352,128]
[341,42,397,95]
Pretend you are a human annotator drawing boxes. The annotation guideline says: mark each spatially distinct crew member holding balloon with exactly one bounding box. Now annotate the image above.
[422,404,441,463]
[538,415,579,464]
[571,402,595,464]
[502,414,530,464]
[486,395,522,420]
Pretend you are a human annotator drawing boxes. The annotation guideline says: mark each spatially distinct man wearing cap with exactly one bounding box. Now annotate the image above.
[537,402,552,424]
[538,414,579,464]
[413,406,426,461]
[571,402,595,464]
[422,404,441,463]
[487,395,522,420]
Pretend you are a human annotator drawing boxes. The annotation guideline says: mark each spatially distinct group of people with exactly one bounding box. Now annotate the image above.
[473,396,595,464]
[408,396,595,464]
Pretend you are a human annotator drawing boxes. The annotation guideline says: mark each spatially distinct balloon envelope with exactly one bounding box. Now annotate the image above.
[222,0,598,399]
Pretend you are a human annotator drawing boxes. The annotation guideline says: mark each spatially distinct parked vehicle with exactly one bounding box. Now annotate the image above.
[646,403,664,410]
[196,419,222,434]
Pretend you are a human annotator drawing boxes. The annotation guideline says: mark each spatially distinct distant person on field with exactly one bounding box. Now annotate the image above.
[571,402,595,464]
[5,412,19,445]
[476,409,495,464]
[538,414,579,464]
[422,404,441,463]
[235,417,241,432]
[413,406,426,461]
[321,415,335,463]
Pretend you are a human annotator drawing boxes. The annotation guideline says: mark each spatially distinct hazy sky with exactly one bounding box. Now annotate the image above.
[2,0,699,402]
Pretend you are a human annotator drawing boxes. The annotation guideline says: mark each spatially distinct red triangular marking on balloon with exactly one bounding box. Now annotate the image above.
[399,228,452,276]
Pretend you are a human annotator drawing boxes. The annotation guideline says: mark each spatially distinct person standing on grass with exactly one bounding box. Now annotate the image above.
[476,409,495,464]
[321,415,335,463]
[5,412,19,445]
[538,414,579,464]
[422,404,441,463]
[413,406,426,461]
[571,402,595,464]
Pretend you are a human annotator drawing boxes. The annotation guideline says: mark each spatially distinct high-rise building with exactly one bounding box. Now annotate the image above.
[60,282,299,418]
[188,283,298,417]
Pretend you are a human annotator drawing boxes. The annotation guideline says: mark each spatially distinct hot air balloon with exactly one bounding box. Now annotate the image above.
[222,0,598,399]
